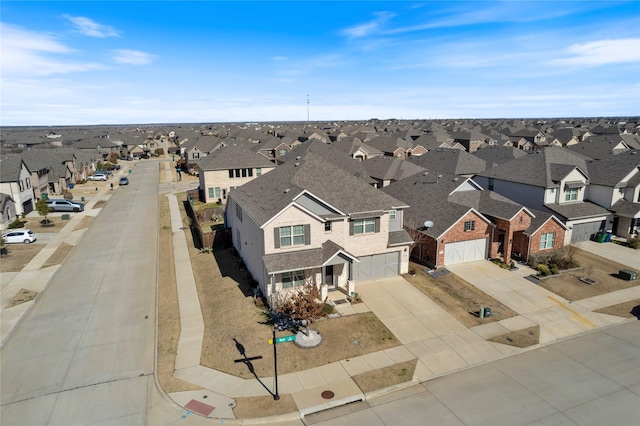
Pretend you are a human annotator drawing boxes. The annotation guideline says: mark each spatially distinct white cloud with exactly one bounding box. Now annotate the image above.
[64,15,119,38]
[271,56,287,61]
[551,38,640,66]
[341,11,395,38]
[0,23,104,76]
[111,49,156,65]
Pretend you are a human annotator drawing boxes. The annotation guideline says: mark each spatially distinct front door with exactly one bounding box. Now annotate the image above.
[326,265,334,287]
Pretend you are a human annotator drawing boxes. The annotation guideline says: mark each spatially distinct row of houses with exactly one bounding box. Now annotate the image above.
[0,149,106,227]
[198,141,639,302]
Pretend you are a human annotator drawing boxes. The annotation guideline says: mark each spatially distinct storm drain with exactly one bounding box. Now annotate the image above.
[333,299,349,305]
[321,390,335,399]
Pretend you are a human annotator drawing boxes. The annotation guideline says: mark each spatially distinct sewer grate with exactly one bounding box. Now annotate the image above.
[333,299,349,305]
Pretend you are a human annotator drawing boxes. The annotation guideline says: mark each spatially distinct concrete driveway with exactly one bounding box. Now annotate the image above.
[578,240,640,270]
[446,260,632,344]
[356,277,511,380]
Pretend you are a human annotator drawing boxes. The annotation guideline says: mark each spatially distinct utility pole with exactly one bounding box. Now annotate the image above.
[307,94,310,122]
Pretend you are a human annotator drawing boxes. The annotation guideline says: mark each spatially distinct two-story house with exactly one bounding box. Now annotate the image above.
[225,152,413,303]
[585,151,640,239]
[196,144,276,204]
[0,155,35,215]
[473,147,611,244]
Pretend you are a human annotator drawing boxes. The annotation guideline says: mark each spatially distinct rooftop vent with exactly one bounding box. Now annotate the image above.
[423,220,434,229]
[295,162,300,167]
[284,188,290,193]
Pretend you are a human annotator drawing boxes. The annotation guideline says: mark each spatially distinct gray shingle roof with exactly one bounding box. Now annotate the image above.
[0,155,28,182]
[262,240,358,274]
[408,148,487,175]
[229,151,406,227]
[448,190,526,221]
[476,147,591,187]
[544,201,610,221]
[361,156,425,182]
[197,144,275,171]
[610,199,640,217]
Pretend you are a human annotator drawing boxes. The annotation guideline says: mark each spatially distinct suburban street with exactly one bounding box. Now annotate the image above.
[1,159,638,426]
[1,161,179,425]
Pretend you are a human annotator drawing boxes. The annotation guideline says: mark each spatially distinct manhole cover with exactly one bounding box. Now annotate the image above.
[321,390,335,399]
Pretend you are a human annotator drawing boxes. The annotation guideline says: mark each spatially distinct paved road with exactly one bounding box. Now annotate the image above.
[1,162,175,425]
[307,320,640,426]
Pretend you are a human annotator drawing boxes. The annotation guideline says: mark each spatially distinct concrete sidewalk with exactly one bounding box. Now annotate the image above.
[164,164,640,422]
[448,260,636,343]
[579,240,640,270]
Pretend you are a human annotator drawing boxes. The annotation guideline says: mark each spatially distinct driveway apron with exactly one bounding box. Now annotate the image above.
[356,277,505,380]
[447,260,629,344]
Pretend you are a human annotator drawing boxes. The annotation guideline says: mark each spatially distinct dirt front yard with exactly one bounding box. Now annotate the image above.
[534,249,639,302]
[157,194,405,394]
[407,262,519,327]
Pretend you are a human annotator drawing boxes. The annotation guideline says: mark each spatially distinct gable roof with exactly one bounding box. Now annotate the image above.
[472,145,529,168]
[382,171,490,238]
[476,146,591,187]
[229,151,406,227]
[408,148,487,175]
[197,144,275,171]
[0,155,30,182]
[361,156,426,182]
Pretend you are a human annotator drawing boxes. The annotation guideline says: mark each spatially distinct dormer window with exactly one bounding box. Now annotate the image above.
[565,188,579,201]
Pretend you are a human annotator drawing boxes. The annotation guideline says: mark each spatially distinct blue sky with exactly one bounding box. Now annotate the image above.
[1,1,639,126]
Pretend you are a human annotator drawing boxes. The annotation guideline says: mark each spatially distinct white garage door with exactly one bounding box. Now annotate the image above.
[444,239,487,264]
[355,252,399,280]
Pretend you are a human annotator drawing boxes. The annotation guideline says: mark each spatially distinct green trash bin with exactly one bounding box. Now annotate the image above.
[596,232,607,243]
[42,193,48,200]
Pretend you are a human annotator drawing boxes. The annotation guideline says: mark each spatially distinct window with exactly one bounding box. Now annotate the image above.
[18,180,24,191]
[389,210,396,220]
[214,187,221,199]
[208,187,215,198]
[282,270,305,289]
[324,221,331,232]
[242,169,247,177]
[280,225,305,246]
[256,168,262,176]
[354,218,375,234]
[228,169,234,178]
[26,178,31,189]
[464,220,475,232]
[488,178,494,191]
[540,232,555,249]
[565,188,578,201]
[279,149,287,156]
[236,204,243,221]
[235,169,241,178]
[248,168,253,177]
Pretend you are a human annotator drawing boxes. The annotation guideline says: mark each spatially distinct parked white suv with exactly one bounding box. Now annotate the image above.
[87,173,108,181]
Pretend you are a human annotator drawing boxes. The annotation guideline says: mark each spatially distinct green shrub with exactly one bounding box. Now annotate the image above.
[537,264,551,276]
[629,238,640,250]
[322,303,335,315]
[550,264,559,275]
[8,218,23,229]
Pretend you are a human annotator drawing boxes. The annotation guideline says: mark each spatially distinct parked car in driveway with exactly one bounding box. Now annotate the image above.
[87,172,108,181]
[2,229,37,244]
[46,199,85,212]
[119,176,129,185]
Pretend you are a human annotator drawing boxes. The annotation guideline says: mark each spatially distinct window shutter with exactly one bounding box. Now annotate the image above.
[274,228,280,249]
[349,220,354,235]
[375,217,380,233]
[304,224,311,245]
